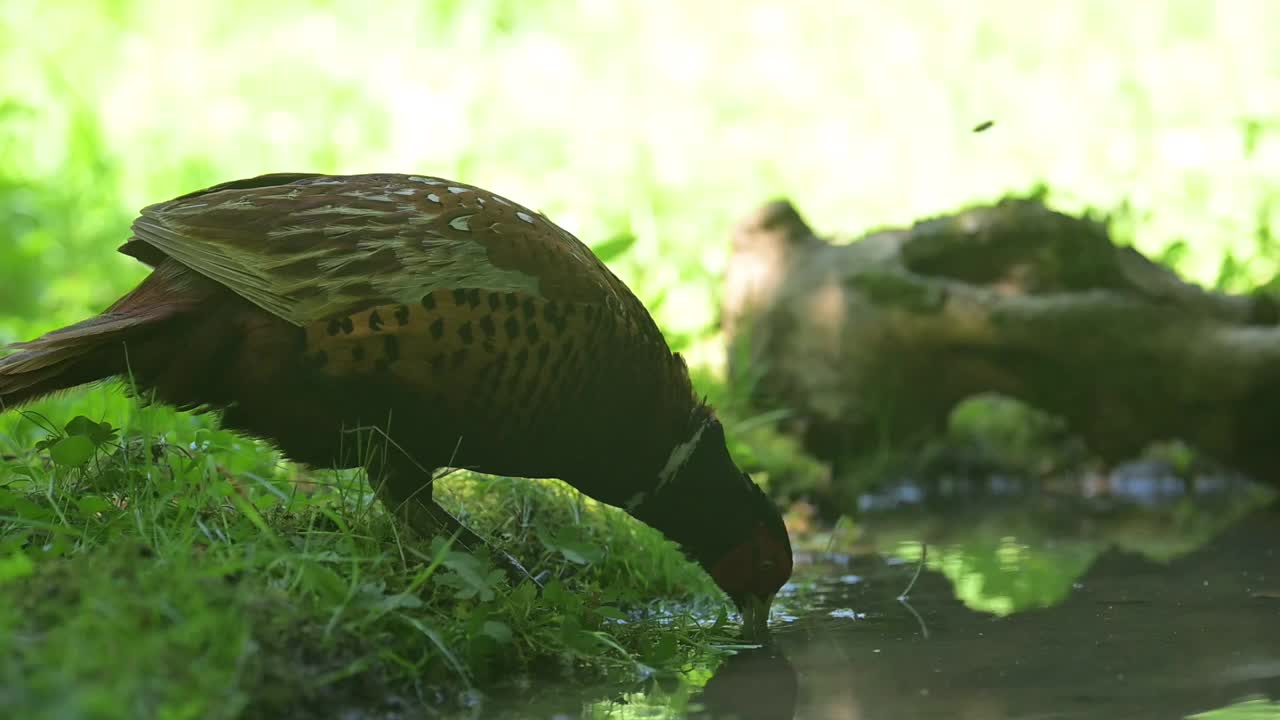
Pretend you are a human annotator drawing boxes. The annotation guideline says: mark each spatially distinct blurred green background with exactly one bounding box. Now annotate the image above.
[2,5,1278,716]
[2,0,1278,361]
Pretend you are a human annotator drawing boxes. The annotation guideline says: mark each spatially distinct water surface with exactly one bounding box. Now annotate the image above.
[486,473,1280,719]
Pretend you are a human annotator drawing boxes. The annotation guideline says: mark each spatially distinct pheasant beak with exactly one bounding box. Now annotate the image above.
[739,592,776,643]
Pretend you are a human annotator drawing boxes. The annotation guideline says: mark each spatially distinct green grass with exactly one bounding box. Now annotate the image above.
[3,0,1280,716]
[1,385,749,718]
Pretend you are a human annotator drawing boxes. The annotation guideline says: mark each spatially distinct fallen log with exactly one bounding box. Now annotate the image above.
[721,194,1280,487]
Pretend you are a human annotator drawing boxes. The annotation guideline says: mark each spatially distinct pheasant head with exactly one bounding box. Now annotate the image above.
[628,409,794,640]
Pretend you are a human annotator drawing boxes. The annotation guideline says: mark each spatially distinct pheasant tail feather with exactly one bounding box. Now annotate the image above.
[0,261,212,409]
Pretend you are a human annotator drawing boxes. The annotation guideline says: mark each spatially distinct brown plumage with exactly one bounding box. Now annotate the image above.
[0,172,792,638]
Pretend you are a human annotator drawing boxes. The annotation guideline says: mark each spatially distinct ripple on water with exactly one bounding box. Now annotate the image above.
[828,608,867,620]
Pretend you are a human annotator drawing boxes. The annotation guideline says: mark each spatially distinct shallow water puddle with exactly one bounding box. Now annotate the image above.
[482,475,1280,719]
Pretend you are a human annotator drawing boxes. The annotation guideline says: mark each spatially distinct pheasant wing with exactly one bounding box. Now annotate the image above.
[127,173,631,326]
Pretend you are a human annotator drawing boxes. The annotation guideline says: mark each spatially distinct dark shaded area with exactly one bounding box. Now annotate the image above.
[768,494,1280,720]
[690,647,799,719]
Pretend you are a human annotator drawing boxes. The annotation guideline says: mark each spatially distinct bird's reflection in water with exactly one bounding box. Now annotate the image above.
[689,645,798,720]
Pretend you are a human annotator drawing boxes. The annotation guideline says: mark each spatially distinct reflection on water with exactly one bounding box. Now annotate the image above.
[486,474,1280,719]
[839,468,1272,618]
[690,647,798,719]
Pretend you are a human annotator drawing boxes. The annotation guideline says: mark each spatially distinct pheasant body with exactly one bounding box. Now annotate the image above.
[0,172,792,638]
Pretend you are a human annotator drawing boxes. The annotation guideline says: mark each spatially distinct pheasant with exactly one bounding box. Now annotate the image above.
[0,172,793,639]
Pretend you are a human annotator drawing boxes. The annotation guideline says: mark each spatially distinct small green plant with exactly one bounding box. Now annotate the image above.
[26,412,118,469]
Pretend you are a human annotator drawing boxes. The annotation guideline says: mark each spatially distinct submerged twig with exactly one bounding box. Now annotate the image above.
[898,542,926,599]
[897,543,930,639]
